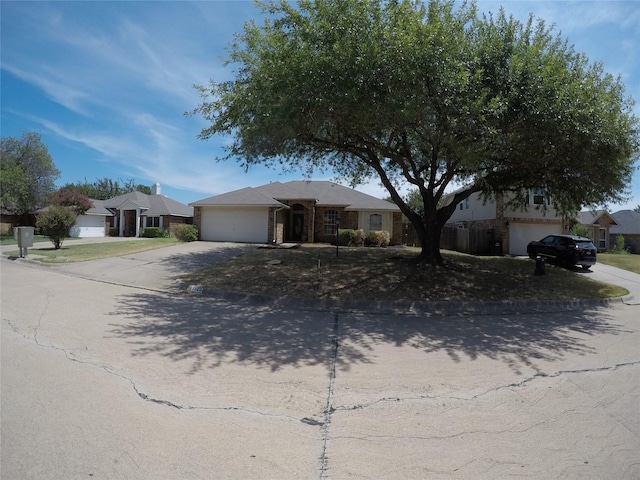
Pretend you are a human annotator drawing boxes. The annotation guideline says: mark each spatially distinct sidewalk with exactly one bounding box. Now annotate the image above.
[0,235,149,255]
[579,262,640,305]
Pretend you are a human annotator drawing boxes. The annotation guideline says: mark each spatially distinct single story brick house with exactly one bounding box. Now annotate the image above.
[444,189,564,255]
[190,180,402,244]
[104,184,193,237]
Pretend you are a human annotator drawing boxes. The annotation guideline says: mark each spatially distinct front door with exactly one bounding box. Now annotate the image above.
[124,210,136,237]
[292,212,304,241]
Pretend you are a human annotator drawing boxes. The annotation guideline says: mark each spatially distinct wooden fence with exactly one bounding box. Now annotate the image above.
[403,223,500,255]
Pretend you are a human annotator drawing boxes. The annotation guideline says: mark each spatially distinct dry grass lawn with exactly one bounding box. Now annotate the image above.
[183,244,626,302]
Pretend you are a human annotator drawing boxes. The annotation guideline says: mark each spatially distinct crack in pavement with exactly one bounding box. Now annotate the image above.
[319,313,340,479]
[332,360,640,413]
[3,317,301,423]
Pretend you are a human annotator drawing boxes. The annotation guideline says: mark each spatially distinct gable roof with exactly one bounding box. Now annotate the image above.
[104,191,193,217]
[611,210,640,235]
[85,199,111,216]
[191,181,400,211]
[577,210,617,226]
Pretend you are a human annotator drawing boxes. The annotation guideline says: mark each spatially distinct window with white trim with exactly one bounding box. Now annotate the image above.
[146,216,161,228]
[324,210,339,235]
[529,188,551,206]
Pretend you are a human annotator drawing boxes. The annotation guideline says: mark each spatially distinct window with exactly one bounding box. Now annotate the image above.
[459,202,463,211]
[529,188,552,206]
[324,210,339,235]
[532,188,545,205]
[369,214,382,231]
[465,197,470,209]
[598,228,606,250]
[146,216,160,228]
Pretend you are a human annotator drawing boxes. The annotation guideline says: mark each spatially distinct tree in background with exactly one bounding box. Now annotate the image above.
[0,132,60,223]
[569,223,590,238]
[191,0,638,265]
[51,188,93,215]
[61,177,151,200]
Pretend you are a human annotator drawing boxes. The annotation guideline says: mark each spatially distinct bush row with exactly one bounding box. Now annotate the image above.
[337,229,390,247]
[140,227,171,238]
[109,224,199,242]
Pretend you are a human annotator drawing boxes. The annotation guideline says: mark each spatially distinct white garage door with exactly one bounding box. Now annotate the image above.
[200,207,269,243]
[70,215,106,238]
[509,223,563,256]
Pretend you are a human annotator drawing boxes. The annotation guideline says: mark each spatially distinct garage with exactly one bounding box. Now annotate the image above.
[69,214,107,238]
[200,206,269,243]
[509,223,563,256]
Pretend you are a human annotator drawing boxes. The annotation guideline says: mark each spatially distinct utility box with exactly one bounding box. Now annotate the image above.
[14,226,35,257]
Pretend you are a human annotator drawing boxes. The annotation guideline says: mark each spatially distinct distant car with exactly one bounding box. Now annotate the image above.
[527,234,597,269]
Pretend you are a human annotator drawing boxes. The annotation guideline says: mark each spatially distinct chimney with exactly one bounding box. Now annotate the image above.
[151,182,161,195]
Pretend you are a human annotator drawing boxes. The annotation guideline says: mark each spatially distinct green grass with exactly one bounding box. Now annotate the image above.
[0,234,53,246]
[182,245,628,302]
[597,252,640,274]
[4,237,179,263]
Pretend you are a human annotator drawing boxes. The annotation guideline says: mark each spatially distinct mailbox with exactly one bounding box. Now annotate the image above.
[16,226,35,248]
[14,226,35,257]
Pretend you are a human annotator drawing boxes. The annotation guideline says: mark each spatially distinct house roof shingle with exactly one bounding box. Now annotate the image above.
[104,191,193,217]
[190,181,400,211]
[189,187,288,208]
[85,199,111,216]
[611,210,640,235]
[578,210,617,226]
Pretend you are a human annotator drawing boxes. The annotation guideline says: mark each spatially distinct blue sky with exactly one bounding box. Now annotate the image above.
[2,0,639,210]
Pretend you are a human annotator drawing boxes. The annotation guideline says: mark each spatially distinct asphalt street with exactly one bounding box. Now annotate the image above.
[1,241,639,479]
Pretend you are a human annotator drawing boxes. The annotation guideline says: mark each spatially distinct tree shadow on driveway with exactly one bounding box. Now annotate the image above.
[155,244,253,276]
[108,292,628,375]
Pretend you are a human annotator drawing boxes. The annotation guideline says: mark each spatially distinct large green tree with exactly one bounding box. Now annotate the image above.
[1,132,60,223]
[192,0,638,264]
[61,177,151,200]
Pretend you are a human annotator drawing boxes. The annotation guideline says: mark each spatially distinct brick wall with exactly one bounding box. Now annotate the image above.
[193,207,202,239]
[313,206,346,243]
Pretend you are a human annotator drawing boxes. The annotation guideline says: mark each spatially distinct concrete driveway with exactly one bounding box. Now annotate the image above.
[1,241,639,479]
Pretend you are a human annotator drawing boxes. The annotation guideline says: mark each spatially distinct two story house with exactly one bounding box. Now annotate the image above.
[444,189,563,256]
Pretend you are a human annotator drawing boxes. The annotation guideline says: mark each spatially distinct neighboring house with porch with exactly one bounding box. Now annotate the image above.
[104,184,193,237]
[610,209,640,253]
[190,180,402,245]
[443,189,564,256]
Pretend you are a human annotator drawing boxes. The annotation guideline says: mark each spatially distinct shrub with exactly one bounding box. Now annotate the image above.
[337,229,366,246]
[365,230,390,247]
[612,235,627,254]
[109,227,119,237]
[141,227,159,238]
[36,206,77,249]
[141,227,163,238]
[173,224,198,242]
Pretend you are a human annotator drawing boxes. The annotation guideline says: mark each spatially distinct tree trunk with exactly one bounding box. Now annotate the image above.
[415,214,445,266]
